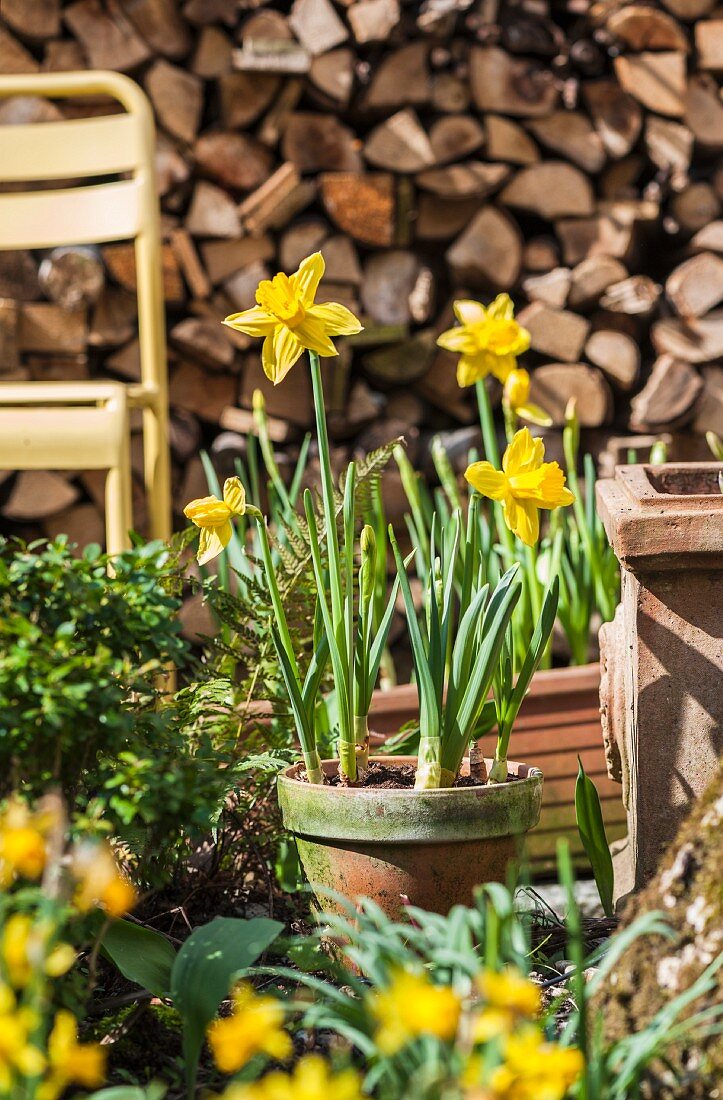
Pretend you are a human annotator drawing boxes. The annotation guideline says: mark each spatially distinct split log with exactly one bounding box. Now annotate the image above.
[170,227,211,301]
[18,304,87,355]
[156,133,191,196]
[0,301,19,375]
[107,339,141,381]
[102,242,185,305]
[526,112,606,173]
[629,355,703,430]
[217,72,280,128]
[690,221,723,253]
[585,330,640,390]
[517,302,591,363]
[169,361,237,422]
[528,364,613,426]
[484,114,539,164]
[224,261,271,311]
[363,42,430,109]
[415,162,510,199]
[670,183,721,234]
[2,0,61,40]
[599,276,661,315]
[44,503,105,549]
[659,0,715,20]
[347,0,401,44]
[555,215,636,265]
[309,48,355,107]
[201,237,275,285]
[431,74,470,114]
[37,247,105,310]
[233,39,310,76]
[238,163,315,235]
[692,365,723,434]
[361,252,434,327]
[583,80,643,158]
[568,256,628,309]
[522,268,571,309]
[120,0,193,59]
[606,6,690,51]
[523,236,560,272]
[320,172,396,248]
[186,181,241,237]
[194,131,273,192]
[694,20,723,71]
[89,288,137,349]
[363,331,436,386]
[64,0,151,71]
[416,194,484,241]
[428,115,485,165]
[240,353,314,428]
[145,59,203,144]
[279,220,329,272]
[364,110,435,172]
[613,52,686,118]
[170,317,236,371]
[219,404,296,444]
[684,75,723,147]
[191,26,233,77]
[651,310,723,363]
[288,0,349,55]
[446,206,522,289]
[3,471,79,521]
[469,47,559,116]
[666,253,723,317]
[645,116,693,186]
[282,113,362,173]
[322,235,363,285]
[500,162,594,219]
[0,27,39,73]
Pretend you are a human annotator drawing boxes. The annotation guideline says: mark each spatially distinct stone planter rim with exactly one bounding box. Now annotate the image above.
[277,755,543,844]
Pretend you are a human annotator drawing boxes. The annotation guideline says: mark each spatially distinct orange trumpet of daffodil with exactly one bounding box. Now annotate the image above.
[437,294,530,388]
[222,252,362,385]
[465,428,574,546]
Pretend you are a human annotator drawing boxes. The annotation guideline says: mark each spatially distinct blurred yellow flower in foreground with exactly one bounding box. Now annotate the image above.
[208,981,292,1075]
[39,1010,106,1100]
[222,1054,363,1100]
[71,842,137,919]
[473,967,541,1042]
[503,369,552,428]
[1,914,75,989]
[487,1028,584,1100]
[184,475,260,566]
[437,295,530,388]
[223,252,362,385]
[465,428,574,546]
[0,983,46,1091]
[0,799,52,886]
[370,968,461,1054]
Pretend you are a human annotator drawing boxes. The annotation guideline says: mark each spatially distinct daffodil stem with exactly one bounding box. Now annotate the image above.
[475,380,515,564]
[308,351,344,627]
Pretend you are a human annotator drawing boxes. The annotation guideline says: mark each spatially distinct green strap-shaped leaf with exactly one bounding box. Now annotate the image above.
[575,757,614,918]
[101,919,176,999]
[171,916,284,1097]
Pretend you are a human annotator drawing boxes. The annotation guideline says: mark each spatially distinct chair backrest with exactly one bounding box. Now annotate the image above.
[0,71,170,538]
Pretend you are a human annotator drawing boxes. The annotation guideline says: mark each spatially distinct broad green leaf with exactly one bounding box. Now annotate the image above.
[89,1087,165,1100]
[170,916,283,1096]
[101,919,176,998]
[575,757,615,918]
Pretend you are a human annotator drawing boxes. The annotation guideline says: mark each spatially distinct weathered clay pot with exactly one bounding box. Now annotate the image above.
[277,755,543,917]
[368,665,624,876]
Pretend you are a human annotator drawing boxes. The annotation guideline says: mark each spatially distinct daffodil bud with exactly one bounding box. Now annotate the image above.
[252,388,266,415]
[563,397,580,472]
[649,439,668,464]
[705,431,723,461]
[504,368,531,410]
[360,524,376,604]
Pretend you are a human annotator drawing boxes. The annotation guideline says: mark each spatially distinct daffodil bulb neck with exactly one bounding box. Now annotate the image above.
[487,757,508,785]
[303,749,324,786]
[415,737,441,790]
[354,715,370,776]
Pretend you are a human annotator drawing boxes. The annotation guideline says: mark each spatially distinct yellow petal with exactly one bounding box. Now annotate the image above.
[262,326,304,384]
[464,461,506,501]
[293,314,338,357]
[502,428,544,476]
[437,326,479,354]
[291,252,325,307]
[517,402,553,427]
[453,299,487,325]
[223,476,246,515]
[456,353,490,387]
[503,495,539,546]
[487,293,515,321]
[489,352,516,383]
[223,307,276,338]
[307,301,362,336]
[183,496,230,528]
[197,521,233,566]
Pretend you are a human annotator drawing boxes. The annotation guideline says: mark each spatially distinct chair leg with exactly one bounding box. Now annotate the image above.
[144,405,171,542]
[105,463,132,555]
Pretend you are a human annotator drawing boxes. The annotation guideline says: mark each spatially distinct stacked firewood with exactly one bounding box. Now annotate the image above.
[0,0,722,548]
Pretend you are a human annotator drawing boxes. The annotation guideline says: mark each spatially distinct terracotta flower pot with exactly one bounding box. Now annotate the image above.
[277,755,543,917]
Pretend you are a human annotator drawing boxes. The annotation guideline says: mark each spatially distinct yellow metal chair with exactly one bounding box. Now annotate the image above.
[0,70,171,548]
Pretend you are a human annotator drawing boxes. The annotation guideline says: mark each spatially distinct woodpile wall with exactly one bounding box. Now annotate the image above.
[0,0,722,550]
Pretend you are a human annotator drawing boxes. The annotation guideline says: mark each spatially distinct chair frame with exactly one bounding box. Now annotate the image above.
[0,71,171,542]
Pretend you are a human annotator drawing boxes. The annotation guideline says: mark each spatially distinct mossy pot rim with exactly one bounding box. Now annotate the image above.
[277,755,543,844]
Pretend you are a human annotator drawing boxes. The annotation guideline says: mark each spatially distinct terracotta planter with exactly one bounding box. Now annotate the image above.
[277,755,542,917]
[369,664,626,876]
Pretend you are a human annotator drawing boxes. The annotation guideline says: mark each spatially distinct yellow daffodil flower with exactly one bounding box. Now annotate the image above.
[221,1054,363,1100]
[473,968,542,1042]
[465,428,574,547]
[38,1011,106,1100]
[1,914,75,989]
[0,983,46,1092]
[488,1028,584,1100]
[502,369,552,428]
[0,799,52,886]
[184,475,260,567]
[370,969,461,1054]
[71,842,137,919]
[207,981,292,1075]
[437,295,530,388]
[223,252,362,386]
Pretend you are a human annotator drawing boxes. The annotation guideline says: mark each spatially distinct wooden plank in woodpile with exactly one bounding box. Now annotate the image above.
[517,302,591,363]
[484,114,539,164]
[666,252,723,317]
[528,363,613,426]
[652,310,723,363]
[64,0,151,70]
[320,172,396,248]
[630,355,704,430]
[501,162,595,219]
[585,330,640,391]
[446,206,522,289]
[470,47,559,116]
[527,112,606,173]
